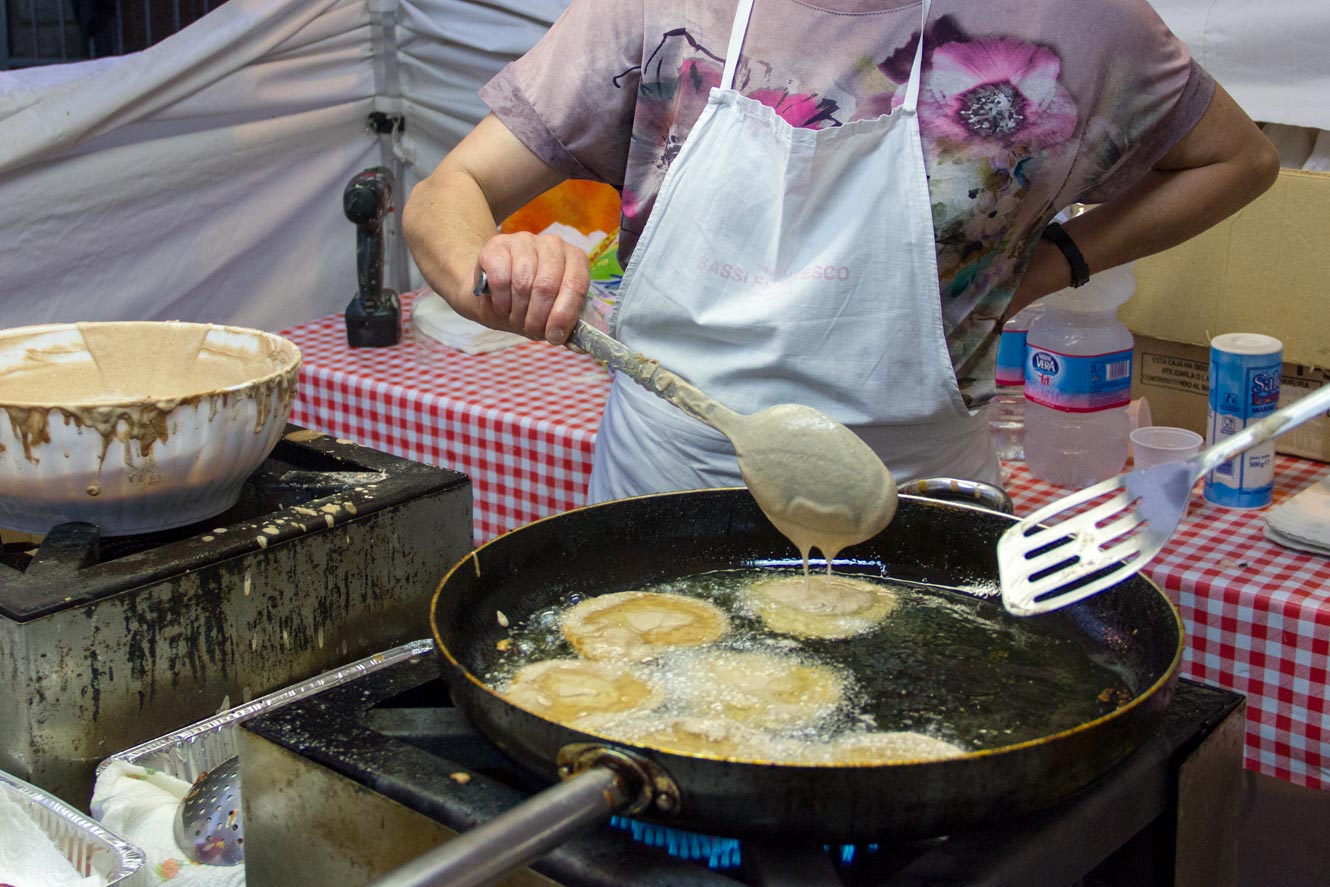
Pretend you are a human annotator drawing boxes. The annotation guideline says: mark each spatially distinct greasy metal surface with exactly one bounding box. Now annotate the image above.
[1174,697,1246,887]
[0,428,471,805]
[239,728,560,887]
[241,650,742,887]
[431,487,1184,841]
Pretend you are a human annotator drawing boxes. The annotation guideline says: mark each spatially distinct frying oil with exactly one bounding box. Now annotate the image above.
[481,570,1134,757]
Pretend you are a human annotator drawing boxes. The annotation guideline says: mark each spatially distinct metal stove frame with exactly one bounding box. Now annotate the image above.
[0,427,471,806]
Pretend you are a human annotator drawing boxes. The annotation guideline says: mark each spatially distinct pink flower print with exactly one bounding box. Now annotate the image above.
[677,57,722,116]
[157,858,183,879]
[920,39,1077,152]
[748,88,839,129]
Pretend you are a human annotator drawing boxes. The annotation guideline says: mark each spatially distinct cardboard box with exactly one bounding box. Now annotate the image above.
[1121,168,1330,369]
[1119,166,1330,461]
[1131,335,1330,462]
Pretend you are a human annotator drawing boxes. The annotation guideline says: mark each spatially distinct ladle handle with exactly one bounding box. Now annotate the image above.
[569,320,739,431]
[362,765,630,887]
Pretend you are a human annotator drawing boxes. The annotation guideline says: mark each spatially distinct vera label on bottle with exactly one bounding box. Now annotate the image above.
[1024,347,1133,413]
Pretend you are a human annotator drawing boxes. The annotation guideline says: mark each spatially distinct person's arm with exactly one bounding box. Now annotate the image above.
[402,113,591,345]
[1011,83,1280,312]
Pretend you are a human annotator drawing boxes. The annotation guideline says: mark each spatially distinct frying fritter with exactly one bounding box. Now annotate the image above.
[561,590,729,661]
[665,648,846,730]
[747,573,899,639]
[499,659,663,725]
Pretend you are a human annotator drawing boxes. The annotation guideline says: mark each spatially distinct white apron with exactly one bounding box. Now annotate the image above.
[589,0,999,503]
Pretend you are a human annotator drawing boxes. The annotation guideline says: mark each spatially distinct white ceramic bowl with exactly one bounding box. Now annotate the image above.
[0,321,301,536]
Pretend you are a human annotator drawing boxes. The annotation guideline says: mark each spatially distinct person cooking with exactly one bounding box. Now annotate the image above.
[403,0,1277,500]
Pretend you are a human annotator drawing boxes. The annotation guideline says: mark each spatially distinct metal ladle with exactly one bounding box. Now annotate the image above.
[174,755,245,866]
[473,271,898,552]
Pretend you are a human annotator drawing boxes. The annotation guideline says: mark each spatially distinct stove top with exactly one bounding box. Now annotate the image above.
[0,427,464,621]
[1,428,473,805]
[240,643,1246,887]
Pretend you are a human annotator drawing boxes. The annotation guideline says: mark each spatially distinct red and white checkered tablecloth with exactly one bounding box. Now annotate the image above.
[282,293,1330,791]
[281,291,611,544]
[1006,460,1330,791]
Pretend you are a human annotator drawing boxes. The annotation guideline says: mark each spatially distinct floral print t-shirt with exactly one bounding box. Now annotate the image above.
[480,0,1213,407]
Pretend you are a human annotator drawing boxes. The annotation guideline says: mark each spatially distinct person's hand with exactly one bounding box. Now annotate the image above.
[402,113,591,345]
[474,231,591,345]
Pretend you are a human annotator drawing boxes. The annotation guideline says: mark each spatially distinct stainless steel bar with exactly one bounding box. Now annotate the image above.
[363,766,630,887]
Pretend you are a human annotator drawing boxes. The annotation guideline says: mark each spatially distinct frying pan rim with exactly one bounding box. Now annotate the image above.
[429,489,1185,770]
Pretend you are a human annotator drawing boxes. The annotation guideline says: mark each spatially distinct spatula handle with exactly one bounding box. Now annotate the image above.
[1199,383,1330,474]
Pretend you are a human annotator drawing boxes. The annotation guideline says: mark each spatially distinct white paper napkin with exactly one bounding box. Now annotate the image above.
[0,791,102,886]
[410,291,527,355]
[1264,472,1330,556]
[90,760,245,886]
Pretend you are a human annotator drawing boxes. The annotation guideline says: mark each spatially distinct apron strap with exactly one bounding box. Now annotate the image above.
[903,0,932,112]
[720,0,757,91]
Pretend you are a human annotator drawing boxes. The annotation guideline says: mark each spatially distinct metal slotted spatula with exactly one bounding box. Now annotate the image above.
[999,384,1330,617]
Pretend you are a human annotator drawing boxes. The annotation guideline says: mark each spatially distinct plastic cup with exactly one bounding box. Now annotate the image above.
[1129,426,1204,519]
[1125,397,1152,458]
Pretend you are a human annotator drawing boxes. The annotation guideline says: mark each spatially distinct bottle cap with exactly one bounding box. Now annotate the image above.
[1210,333,1282,356]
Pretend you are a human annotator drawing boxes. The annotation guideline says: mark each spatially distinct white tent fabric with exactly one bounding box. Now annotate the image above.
[0,0,561,332]
[1150,0,1330,133]
[0,0,1321,332]
[396,0,572,181]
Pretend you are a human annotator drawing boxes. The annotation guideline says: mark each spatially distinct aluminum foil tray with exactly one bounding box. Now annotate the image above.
[1,767,145,885]
[98,639,435,781]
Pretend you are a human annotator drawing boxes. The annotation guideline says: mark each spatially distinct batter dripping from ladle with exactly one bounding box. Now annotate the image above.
[473,273,898,578]
[564,316,899,573]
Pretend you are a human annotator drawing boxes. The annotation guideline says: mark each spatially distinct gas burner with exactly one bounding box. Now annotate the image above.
[240,647,1246,887]
[0,427,472,806]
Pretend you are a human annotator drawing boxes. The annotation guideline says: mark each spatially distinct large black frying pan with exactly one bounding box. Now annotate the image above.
[387,485,1182,887]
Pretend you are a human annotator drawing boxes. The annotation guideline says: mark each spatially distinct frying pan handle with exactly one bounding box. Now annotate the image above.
[363,747,676,887]
[898,477,1014,514]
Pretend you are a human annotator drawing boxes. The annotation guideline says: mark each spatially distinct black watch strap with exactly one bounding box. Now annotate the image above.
[1041,221,1090,289]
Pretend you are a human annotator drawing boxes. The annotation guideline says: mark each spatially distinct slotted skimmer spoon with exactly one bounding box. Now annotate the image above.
[999,383,1330,616]
[472,271,898,552]
[174,755,244,865]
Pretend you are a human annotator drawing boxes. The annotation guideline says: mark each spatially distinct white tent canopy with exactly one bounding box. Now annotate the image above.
[0,0,562,332]
[0,0,1321,332]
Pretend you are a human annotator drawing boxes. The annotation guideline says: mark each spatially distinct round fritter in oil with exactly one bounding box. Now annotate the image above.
[746,573,900,640]
[666,648,846,730]
[561,590,729,661]
[498,659,664,725]
[793,730,968,764]
[631,716,773,759]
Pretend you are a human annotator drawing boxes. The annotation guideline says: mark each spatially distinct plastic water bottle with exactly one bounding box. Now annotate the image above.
[1024,265,1136,488]
[988,302,1045,461]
